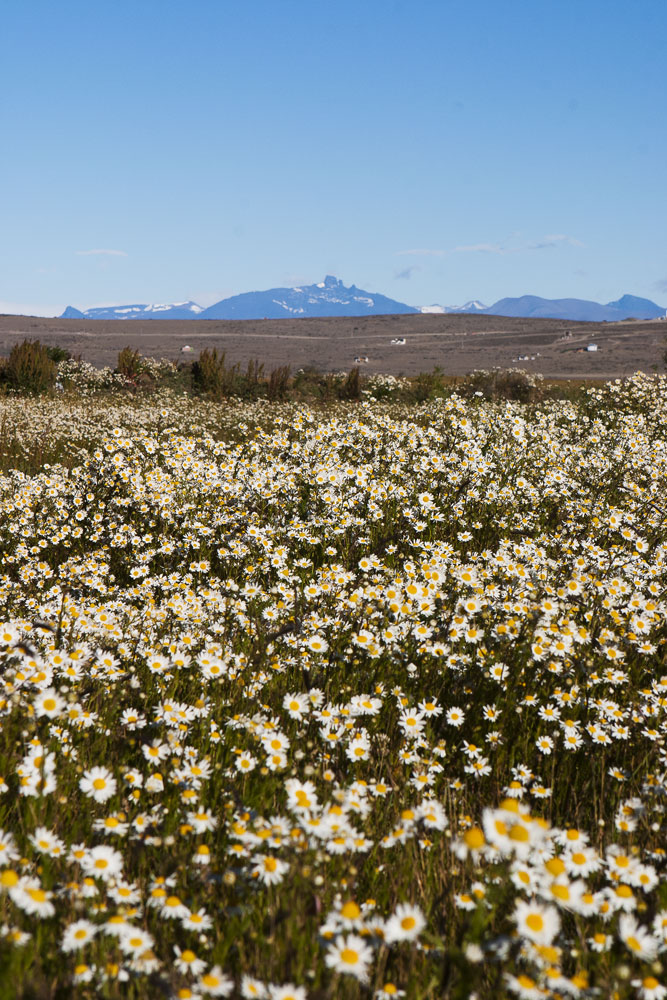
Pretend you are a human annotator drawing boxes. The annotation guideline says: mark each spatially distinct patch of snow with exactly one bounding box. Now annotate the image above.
[272,299,305,314]
[421,305,445,314]
[316,282,325,288]
[353,296,374,306]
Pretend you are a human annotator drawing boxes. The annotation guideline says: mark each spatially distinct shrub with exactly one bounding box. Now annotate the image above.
[117,346,145,382]
[267,365,291,401]
[459,367,544,403]
[4,339,56,394]
[192,348,240,398]
[243,358,265,399]
[45,344,72,363]
[338,366,362,401]
[408,368,444,403]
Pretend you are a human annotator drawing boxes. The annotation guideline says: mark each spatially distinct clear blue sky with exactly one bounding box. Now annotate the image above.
[2,0,666,315]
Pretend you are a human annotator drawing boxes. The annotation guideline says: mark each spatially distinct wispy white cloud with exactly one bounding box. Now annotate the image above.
[453,242,505,254]
[75,248,128,257]
[453,234,585,254]
[396,235,583,258]
[395,249,445,257]
[543,234,585,247]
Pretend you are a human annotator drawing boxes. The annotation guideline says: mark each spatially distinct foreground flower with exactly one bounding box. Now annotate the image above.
[619,914,659,960]
[325,934,374,981]
[79,766,117,803]
[513,899,560,946]
[383,903,426,944]
[61,919,97,952]
[197,965,233,996]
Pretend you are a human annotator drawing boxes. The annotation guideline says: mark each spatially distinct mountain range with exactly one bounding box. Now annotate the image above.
[434,293,666,322]
[60,280,666,323]
[61,276,417,322]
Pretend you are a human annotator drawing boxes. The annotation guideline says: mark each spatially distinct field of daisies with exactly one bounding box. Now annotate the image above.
[0,372,666,1000]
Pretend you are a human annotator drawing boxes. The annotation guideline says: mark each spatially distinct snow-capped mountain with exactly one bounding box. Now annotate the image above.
[421,300,487,314]
[60,301,204,320]
[58,286,666,324]
[199,276,418,319]
[60,279,417,321]
[421,295,665,321]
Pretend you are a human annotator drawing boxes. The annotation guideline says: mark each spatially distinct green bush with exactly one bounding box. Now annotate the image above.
[45,344,72,363]
[459,368,544,403]
[117,346,145,381]
[267,365,291,401]
[338,366,362,400]
[4,339,56,394]
[191,348,240,398]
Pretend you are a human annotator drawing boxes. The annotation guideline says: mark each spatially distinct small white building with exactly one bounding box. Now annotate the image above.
[586,343,598,352]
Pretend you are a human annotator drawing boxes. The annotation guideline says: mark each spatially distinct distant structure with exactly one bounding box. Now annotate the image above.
[390,337,406,345]
[353,356,369,364]
[181,345,193,353]
[586,343,598,352]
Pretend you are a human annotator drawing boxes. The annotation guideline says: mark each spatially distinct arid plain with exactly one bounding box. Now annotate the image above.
[0,311,664,378]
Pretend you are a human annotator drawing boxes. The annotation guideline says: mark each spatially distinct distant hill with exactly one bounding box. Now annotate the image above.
[59,302,204,320]
[476,293,664,322]
[421,300,487,314]
[199,276,418,319]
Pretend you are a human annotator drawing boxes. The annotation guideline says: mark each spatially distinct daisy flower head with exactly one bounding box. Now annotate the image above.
[34,688,65,719]
[119,926,155,957]
[235,752,257,774]
[619,914,659,960]
[282,692,309,719]
[267,985,308,1000]
[30,826,65,857]
[306,634,328,654]
[241,977,268,999]
[79,766,117,803]
[82,845,124,881]
[504,972,545,999]
[0,830,19,863]
[182,908,214,932]
[632,977,667,1000]
[325,933,374,982]
[197,965,233,996]
[61,919,97,952]
[252,854,289,886]
[513,899,560,946]
[384,903,426,944]
[9,877,56,917]
[174,946,207,976]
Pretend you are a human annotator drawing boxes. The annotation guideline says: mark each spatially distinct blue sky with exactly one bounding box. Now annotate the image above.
[2,0,666,315]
